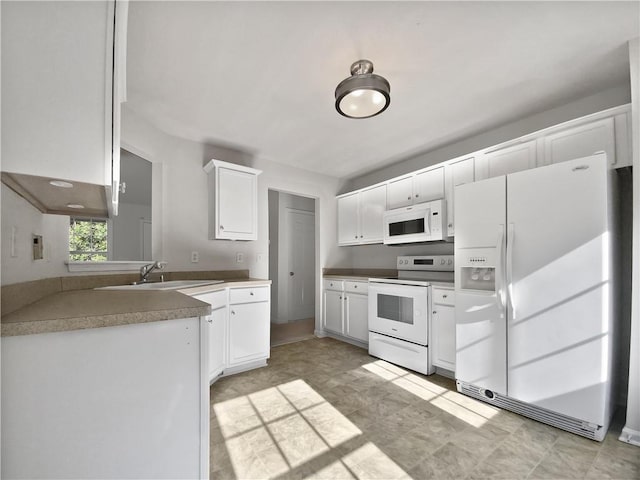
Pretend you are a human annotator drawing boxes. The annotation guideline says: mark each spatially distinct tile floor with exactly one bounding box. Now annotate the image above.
[210,337,639,479]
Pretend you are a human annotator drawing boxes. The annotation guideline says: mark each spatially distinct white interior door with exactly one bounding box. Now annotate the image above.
[286,209,315,321]
[506,154,610,424]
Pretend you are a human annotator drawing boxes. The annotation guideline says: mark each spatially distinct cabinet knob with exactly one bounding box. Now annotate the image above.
[231,310,236,315]
[354,285,358,288]
[339,296,342,300]
[250,291,254,296]
[220,225,224,230]
[407,196,411,200]
[207,318,213,323]
[448,223,453,228]
[354,235,358,239]
[360,235,363,238]
[289,272,294,276]
[433,311,437,315]
[442,294,448,298]
[415,194,419,198]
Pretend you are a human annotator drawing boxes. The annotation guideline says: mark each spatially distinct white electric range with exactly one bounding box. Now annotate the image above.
[368,255,454,375]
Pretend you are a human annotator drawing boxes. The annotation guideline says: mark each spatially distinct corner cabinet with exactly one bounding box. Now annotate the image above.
[204,159,262,241]
[190,284,271,383]
[337,184,386,245]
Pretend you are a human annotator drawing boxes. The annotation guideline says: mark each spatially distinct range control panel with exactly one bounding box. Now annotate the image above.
[397,255,454,271]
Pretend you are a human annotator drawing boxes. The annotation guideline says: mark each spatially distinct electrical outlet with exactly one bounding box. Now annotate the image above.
[256,253,265,263]
[191,251,199,263]
[236,252,244,263]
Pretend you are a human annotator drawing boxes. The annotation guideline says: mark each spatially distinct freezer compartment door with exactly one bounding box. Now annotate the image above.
[455,291,507,395]
[506,154,611,425]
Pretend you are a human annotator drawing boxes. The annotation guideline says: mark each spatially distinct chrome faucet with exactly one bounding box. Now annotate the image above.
[139,261,167,283]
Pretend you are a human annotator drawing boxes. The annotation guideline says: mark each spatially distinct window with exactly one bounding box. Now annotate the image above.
[69,218,108,261]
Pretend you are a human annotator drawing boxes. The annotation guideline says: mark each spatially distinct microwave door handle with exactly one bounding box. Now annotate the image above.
[424,210,432,236]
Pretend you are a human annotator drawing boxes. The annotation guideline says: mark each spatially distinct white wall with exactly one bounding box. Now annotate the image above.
[110,202,152,261]
[121,106,349,331]
[1,186,70,286]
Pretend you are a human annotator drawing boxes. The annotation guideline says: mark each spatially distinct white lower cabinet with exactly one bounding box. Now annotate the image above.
[345,293,368,342]
[191,284,270,382]
[228,299,270,366]
[323,279,368,344]
[431,286,456,372]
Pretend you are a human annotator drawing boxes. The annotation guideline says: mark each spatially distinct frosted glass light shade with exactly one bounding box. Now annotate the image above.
[335,60,390,119]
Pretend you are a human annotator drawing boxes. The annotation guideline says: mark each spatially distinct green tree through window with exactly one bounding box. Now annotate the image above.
[69,218,108,261]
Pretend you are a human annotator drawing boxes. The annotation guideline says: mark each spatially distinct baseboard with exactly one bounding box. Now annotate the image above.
[321,330,368,350]
[221,359,267,376]
[314,329,327,338]
[619,426,640,446]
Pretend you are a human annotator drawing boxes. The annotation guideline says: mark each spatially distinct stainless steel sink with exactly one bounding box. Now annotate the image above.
[97,280,225,291]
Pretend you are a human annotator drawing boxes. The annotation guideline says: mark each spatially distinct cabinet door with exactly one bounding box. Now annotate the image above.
[1,1,113,186]
[445,157,475,237]
[432,303,456,371]
[483,140,537,179]
[543,118,616,167]
[217,167,258,240]
[345,293,368,343]
[228,301,270,365]
[387,176,413,209]
[414,167,444,203]
[359,184,386,243]
[323,290,344,334]
[337,192,360,245]
[208,306,227,380]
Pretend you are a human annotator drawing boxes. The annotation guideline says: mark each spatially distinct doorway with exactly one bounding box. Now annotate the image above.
[268,190,316,346]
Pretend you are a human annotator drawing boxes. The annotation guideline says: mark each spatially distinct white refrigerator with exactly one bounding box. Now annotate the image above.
[454,153,616,441]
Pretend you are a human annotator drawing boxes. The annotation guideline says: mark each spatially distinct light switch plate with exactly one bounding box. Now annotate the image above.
[236,252,244,263]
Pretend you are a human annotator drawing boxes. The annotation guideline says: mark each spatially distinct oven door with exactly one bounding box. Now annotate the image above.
[368,282,429,345]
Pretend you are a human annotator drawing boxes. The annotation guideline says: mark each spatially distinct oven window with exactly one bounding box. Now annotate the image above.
[377,294,414,324]
[388,218,425,236]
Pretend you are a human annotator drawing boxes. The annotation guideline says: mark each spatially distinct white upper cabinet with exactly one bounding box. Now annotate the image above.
[337,192,360,244]
[336,105,630,246]
[337,184,386,245]
[480,140,538,179]
[358,184,387,243]
[1,0,126,216]
[387,166,444,209]
[445,156,474,237]
[414,167,445,203]
[204,159,261,241]
[543,117,616,167]
[387,176,414,209]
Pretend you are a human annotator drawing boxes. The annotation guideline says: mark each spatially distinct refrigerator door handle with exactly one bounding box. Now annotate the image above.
[496,225,506,310]
[507,223,516,320]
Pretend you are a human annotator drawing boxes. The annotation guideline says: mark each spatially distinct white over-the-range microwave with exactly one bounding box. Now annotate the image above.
[382,199,446,244]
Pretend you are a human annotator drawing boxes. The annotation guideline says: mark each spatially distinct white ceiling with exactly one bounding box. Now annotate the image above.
[126,1,639,180]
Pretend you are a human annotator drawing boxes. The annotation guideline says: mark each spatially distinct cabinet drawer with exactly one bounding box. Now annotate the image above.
[344,281,368,294]
[432,288,454,306]
[229,286,269,304]
[323,279,344,291]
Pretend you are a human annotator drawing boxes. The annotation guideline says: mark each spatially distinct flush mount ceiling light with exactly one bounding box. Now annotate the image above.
[335,59,390,119]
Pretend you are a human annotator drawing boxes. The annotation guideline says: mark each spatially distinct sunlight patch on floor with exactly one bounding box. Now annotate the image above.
[213,379,366,478]
[362,360,497,428]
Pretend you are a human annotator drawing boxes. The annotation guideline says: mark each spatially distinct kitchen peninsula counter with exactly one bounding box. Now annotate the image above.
[1,275,271,337]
